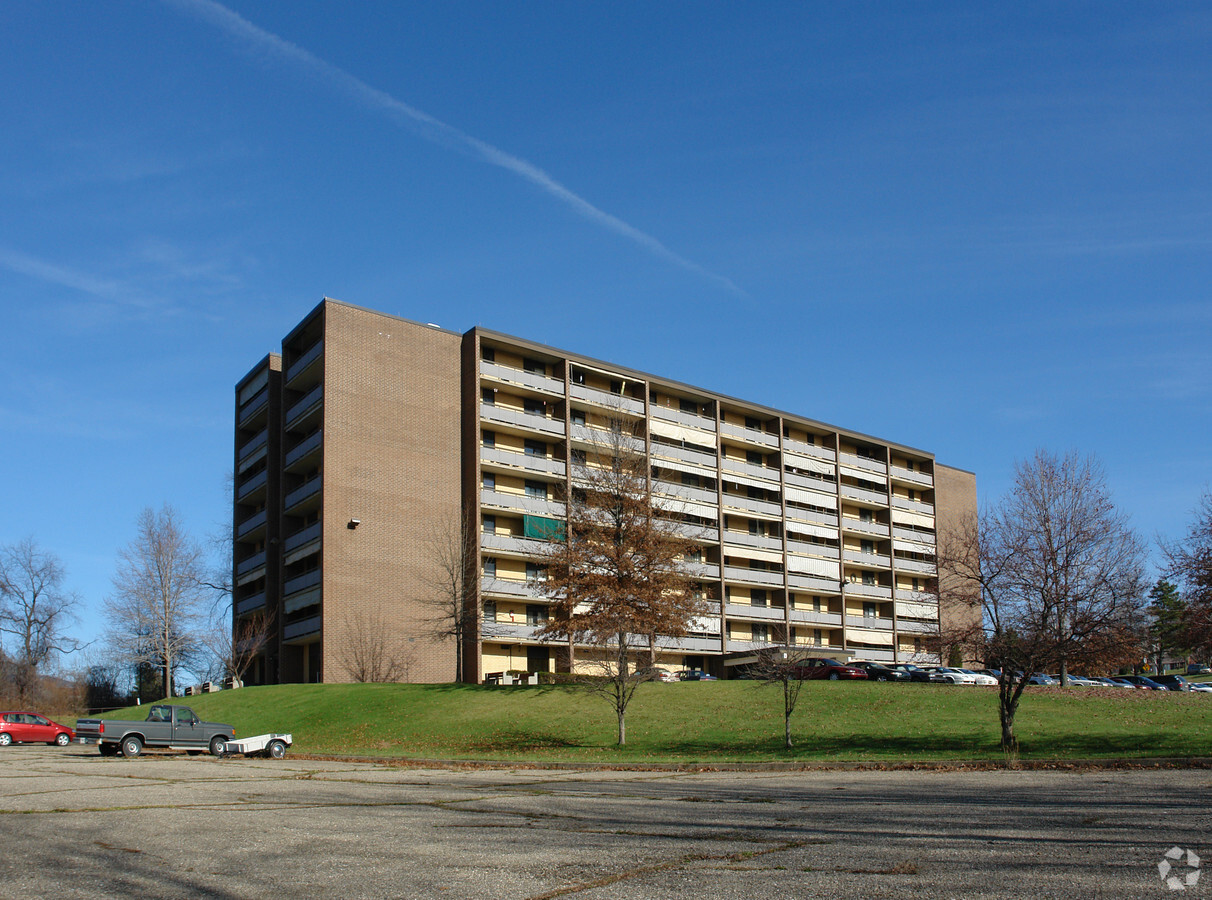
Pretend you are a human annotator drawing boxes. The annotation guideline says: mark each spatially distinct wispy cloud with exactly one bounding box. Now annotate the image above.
[0,246,134,304]
[163,0,744,297]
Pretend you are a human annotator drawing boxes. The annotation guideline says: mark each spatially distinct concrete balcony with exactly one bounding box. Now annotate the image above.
[235,591,267,616]
[682,561,721,579]
[890,464,934,488]
[236,469,268,502]
[283,615,321,642]
[481,361,564,397]
[481,531,549,558]
[840,484,889,506]
[285,521,322,554]
[236,509,267,540]
[723,565,785,587]
[672,521,720,543]
[237,387,269,426]
[845,582,893,599]
[789,609,842,626]
[722,531,784,553]
[237,427,269,465]
[284,569,321,597]
[568,423,644,454]
[720,421,778,448]
[285,429,322,469]
[891,497,935,515]
[783,437,836,462]
[786,540,839,558]
[484,621,546,642]
[895,589,938,604]
[654,634,723,653]
[480,488,566,518]
[481,576,546,600]
[893,526,936,548]
[720,492,782,518]
[722,457,780,484]
[236,551,266,578]
[654,479,719,507]
[651,405,717,432]
[838,452,887,477]
[840,518,890,538]
[847,615,894,631]
[894,557,936,576]
[895,618,938,634]
[481,445,566,478]
[650,441,718,470]
[787,572,841,592]
[725,602,788,622]
[784,506,839,528]
[285,339,323,385]
[285,384,323,430]
[481,403,565,438]
[569,382,645,415]
[844,550,892,569]
[284,475,322,512]
[783,469,836,493]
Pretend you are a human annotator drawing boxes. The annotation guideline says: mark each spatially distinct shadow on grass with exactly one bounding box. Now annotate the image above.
[465,731,586,753]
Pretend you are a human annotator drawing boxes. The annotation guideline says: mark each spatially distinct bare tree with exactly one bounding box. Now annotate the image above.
[204,610,274,686]
[939,451,1147,753]
[105,505,209,699]
[419,504,479,682]
[1164,489,1212,657]
[750,648,810,749]
[336,608,412,683]
[0,539,82,704]
[535,416,705,746]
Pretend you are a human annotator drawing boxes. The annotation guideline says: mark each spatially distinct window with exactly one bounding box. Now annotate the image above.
[685,547,702,563]
[571,409,586,426]
[863,601,877,618]
[745,415,761,430]
[524,439,547,458]
[904,460,915,472]
[481,387,495,406]
[751,589,768,608]
[751,623,768,643]
[859,508,873,523]
[907,489,917,502]
[525,479,546,499]
[861,539,874,555]
[482,430,495,448]
[813,596,822,613]
[482,557,497,578]
[862,571,876,586]
[813,628,824,646]
[526,562,546,582]
[526,604,548,625]
[912,577,921,592]
[680,397,698,414]
[747,450,763,466]
[523,357,546,375]
[524,398,545,417]
[571,448,586,465]
[914,637,923,653]
[481,347,495,363]
[681,472,701,488]
[482,599,497,621]
[610,379,623,395]
[483,472,496,490]
[482,515,496,534]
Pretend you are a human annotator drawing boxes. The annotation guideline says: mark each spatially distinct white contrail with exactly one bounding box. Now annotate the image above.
[164,0,745,297]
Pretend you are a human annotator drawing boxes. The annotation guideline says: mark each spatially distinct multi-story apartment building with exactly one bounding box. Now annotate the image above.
[234,298,977,684]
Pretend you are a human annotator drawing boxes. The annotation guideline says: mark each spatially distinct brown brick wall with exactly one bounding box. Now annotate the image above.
[933,464,981,658]
[319,303,464,683]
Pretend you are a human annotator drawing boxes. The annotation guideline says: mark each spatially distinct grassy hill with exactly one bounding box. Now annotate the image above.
[85,680,1212,764]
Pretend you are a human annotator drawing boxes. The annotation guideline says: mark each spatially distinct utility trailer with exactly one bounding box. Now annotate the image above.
[221,733,293,759]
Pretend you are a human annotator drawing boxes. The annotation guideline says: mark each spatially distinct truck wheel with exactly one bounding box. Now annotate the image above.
[121,736,143,758]
[209,735,228,757]
[0,733,11,746]
[267,740,287,759]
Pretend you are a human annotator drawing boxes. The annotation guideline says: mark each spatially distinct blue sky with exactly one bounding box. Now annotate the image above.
[2,1,1210,650]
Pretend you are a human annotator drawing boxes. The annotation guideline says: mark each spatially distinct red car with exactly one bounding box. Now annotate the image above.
[0,711,75,746]
[792,659,868,681]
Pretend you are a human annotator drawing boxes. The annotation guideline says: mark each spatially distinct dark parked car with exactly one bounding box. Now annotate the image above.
[888,664,943,683]
[793,659,868,681]
[1187,664,1211,676]
[850,661,909,682]
[0,712,75,747]
[678,669,717,681]
[1120,675,1166,690]
[1150,674,1191,692]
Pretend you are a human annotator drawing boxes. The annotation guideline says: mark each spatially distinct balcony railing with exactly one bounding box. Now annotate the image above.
[238,387,269,425]
[784,506,839,528]
[782,437,836,462]
[481,577,546,600]
[481,361,564,396]
[844,582,893,599]
[843,550,891,568]
[236,469,268,501]
[236,592,267,616]
[285,384,323,429]
[720,492,782,518]
[720,421,778,448]
[722,530,784,553]
[568,422,641,451]
[894,557,936,575]
[895,618,938,634]
[481,403,566,437]
[650,441,718,470]
[284,569,321,597]
[723,565,784,587]
[286,339,323,384]
[895,589,938,603]
[891,497,935,515]
[285,429,322,469]
[890,465,934,487]
[480,488,566,518]
[838,452,887,476]
[480,531,549,557]
[238,427,269,464]
[284,475,322,511]
[483,621,546,641]
[786,539,839,558]
[846,615,894,631]
[654,479,719,507]
[787,571,841,592]
[840,484,889,506]
[236,509,267,539]
[284,521,322,554]
[480,445,566,478]
[893,526,936,547]
[722,457,780,484]
[569,382,645,415]
[840,518,890,537]
[236,551,266,578]
[788,609,842,626]
[724,602,788,622]
[651,405,717,432]
[283,615,321,642]
[783,469,836,493]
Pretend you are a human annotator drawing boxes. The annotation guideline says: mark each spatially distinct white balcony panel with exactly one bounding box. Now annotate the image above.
[649,416,718,448]
[721,470,779,493]
[847,615,894,630]
[789,609,842,626]
[892,497,935,515]
[720,421,779,447]
[838,452,887,476]
[480,532,550,557]
[890,465,934,487]
[845,627,895,646]
[655,634,723,653]
[784,453,836,476]
[788,572,840,592]
[896,599,938,619]
[721,493,782,518]
[481,577,547,600]
[722,457,780,484]
[569,382,646,415]
[896,618,938,634]
[481,361,564,396]
[568,423,643,452]
[893,527,936,547]
[723,545,784,567]
[788,556,840,579]
[721,531,784,553]
[891,509,935,529]
[896,589,938,603]
[655,480,719,507]
[787,539,839,558]
[785,508,839,530]
[783,439,836,463]
[841,484,888,506]
[654,495,719,521]
[785,486,837,510]
[651,440,718,469]
[844,550,892,568]
[480,488,566,518]
[651,405,718,431]
[840,518,891,537]
[784,470,837,493]
[483,621,547,642]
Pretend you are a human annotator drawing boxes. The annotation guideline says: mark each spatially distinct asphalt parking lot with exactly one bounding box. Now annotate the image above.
[0,746,1208,899]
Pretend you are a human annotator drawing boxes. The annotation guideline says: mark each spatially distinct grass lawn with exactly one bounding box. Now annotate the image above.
[86,680,1212,764]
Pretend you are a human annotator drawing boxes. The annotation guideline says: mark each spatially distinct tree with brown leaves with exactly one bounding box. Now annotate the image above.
[939,450,1146,753]
[1165,489,1212,658]
[535,418,705,746]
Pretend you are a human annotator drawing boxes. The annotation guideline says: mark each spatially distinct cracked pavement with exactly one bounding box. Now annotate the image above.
[1,747,1208,898]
